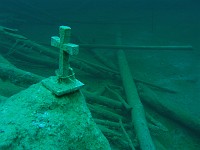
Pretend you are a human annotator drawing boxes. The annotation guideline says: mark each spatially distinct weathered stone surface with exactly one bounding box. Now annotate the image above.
[0,82,111,150]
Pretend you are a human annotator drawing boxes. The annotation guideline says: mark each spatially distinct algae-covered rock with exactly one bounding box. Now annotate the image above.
[0,82,111,150]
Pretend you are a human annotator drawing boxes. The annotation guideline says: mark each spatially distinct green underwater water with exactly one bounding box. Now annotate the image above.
[0,0,200,149]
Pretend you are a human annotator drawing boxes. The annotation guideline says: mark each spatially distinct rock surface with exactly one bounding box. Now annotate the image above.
[0,81,111,150]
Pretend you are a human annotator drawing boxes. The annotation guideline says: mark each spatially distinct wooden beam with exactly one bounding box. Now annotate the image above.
[138,83,200,134]
[80,44,193,50]
[117,49,155,150]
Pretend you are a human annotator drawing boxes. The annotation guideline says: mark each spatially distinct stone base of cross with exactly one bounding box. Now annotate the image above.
[42,26,84,96]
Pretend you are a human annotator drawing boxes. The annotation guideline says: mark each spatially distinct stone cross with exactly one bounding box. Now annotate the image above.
[51,26,79,81]
[41,26,84,96]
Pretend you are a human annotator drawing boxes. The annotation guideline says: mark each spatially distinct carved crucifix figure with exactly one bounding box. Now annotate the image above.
[51,26,79,82]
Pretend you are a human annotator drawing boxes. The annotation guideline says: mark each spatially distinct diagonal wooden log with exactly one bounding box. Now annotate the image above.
[117,49,155,150]
[97,124,122,137]
[0,55,14,66]
[97,124,133,149]
[83,90,124,109]
[105,86,131,110]
[116,27,155,150]
[87,103,128,122]
[94,118,168,134]
[94,118,131,129]
[0,63,44,87]
[137,83,200,134]
[87,48,118,70]
[119,119,136,150]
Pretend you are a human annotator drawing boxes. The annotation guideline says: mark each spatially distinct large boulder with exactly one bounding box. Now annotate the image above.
[0,82,111,150]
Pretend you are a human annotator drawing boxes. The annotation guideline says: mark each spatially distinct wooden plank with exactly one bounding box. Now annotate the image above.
[80,44,193,50]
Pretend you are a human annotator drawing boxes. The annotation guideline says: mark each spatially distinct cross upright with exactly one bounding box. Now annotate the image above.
[42,26,83,96]
[51,26,79,82]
